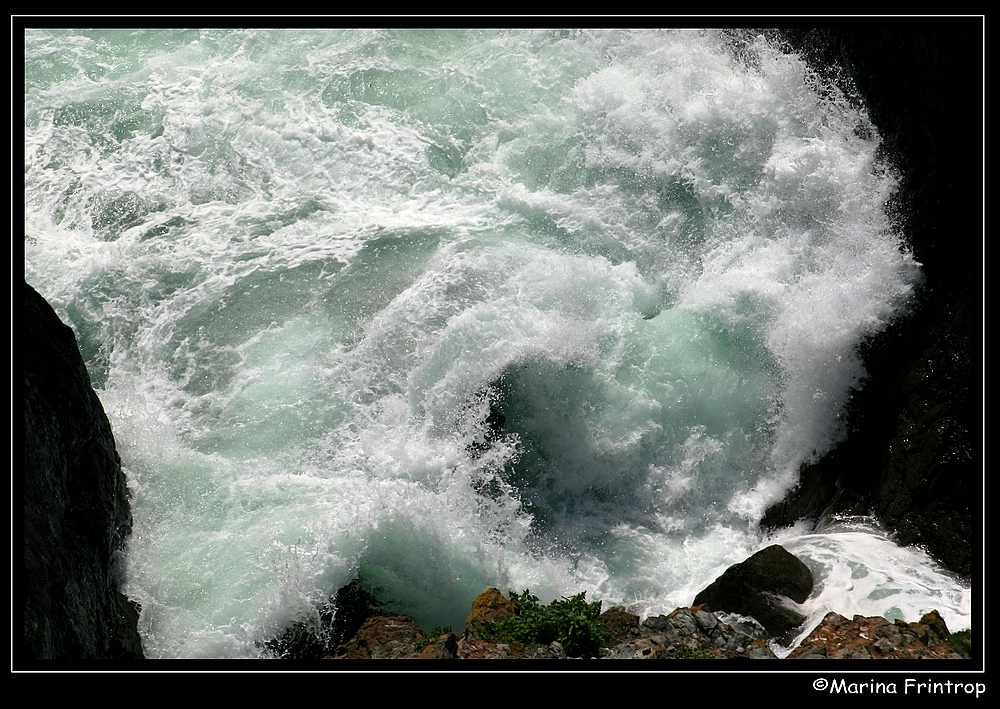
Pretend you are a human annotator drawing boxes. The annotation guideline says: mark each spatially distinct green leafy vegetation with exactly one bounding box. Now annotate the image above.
[948,629,972,656]
[478,589,610,658]
[414,626,454,652]
[675,645,713,659]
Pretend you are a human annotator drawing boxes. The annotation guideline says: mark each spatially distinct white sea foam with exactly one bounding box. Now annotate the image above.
[23,28,967,658]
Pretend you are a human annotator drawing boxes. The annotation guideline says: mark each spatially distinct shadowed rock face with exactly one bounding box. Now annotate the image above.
[21,281,144,661]
[693,544,814,642]
[762,22,981,579]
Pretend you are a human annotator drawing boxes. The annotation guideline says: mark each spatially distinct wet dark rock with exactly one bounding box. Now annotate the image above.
[693,545,813,643]
[265,578,385,659]
[763,21,981,579]
[21,281,144,661]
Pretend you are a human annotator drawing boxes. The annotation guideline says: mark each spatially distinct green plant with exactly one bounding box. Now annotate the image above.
[948,629,971,656]
[414,626,454,652]
[675,645,713,659]
[478,589,610,658]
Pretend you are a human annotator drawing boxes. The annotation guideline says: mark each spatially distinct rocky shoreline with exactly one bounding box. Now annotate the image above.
[328,588,970,661]
[288,545,972,662]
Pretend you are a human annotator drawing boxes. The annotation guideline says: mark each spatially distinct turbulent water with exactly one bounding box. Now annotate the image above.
[22,28,971,659]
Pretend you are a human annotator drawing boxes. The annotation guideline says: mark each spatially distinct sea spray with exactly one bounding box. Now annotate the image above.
[23,28,967,658]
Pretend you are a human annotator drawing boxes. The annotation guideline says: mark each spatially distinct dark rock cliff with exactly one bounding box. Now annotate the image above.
[761,20,981,579]
[20,280,144,661]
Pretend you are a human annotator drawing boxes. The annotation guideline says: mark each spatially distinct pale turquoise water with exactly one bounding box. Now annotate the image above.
[23,28,970,658]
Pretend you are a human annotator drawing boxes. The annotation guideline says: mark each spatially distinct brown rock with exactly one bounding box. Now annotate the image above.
[600,608,642,646]
[416,632,458,659]
[330,615,425,659]
[464,587,516,639]
[788,610,969,660]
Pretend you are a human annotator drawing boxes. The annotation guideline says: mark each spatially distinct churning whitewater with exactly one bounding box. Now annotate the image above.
[23,28,970,658]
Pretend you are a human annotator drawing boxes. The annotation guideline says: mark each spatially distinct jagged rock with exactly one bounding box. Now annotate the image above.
[416,631,459,660]
[263,579,386,659]
[457,636,564,660]
[464,587,516,639]
[330,615,427,659]
[693,545,813,642]
[322,591,969,661]
[22,281,144,660]
[329,612,562,660]
[600,607,643,647]
[789,610,970,660]
[599,607,776,660]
